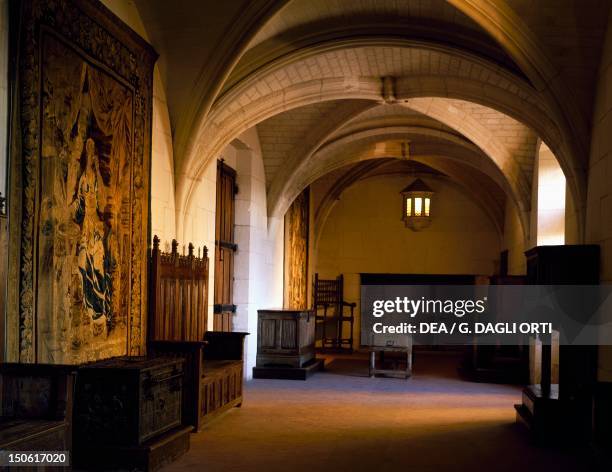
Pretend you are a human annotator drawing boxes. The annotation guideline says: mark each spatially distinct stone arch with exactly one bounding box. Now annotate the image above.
[268,112,531,241]
[264,100,529,215]
[270,125,512,210]
[446,0,587,133]
[176,40,583,242]
[275,131,524,239]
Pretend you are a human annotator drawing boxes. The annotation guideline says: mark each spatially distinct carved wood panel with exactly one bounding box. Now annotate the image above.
[280,320,297,349]
[200,362,242,418]
[149,237,209,342]
[260,319,276,348]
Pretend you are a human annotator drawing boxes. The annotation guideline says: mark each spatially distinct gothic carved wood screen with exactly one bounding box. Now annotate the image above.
[283,188,310,309]
[6,0,157,363]
[149,237,209,342]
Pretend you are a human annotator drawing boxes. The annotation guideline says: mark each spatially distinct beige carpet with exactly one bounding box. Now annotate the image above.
[164,352,605,472]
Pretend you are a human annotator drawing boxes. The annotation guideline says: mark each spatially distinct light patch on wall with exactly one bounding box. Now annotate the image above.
[537,142,566,246]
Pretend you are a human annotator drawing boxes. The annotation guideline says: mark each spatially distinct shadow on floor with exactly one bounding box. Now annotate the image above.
[163,352,608,472]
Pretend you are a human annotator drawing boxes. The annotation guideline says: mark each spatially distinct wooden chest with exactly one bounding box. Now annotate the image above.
[257,309,315,368]
[73,357,183,448]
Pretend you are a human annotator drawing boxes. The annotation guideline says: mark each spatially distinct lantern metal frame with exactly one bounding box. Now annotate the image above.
[400,178,434,231]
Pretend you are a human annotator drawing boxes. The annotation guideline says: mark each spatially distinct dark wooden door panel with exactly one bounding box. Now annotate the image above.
[214,161,237,331]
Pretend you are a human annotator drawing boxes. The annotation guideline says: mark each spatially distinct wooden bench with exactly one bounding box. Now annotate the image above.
[148,237,247,431]
[0,363,75,452]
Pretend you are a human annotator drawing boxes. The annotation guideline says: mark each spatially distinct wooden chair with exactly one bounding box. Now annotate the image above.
[313,274,355,352]
[148,236,247,432]
[0,363,75,453]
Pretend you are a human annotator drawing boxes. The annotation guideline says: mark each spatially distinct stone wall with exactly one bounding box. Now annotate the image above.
[230,128,284,378]
[587,10,612,380]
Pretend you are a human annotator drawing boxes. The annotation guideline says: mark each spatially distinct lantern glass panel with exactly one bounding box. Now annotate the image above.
[406,197,412,217]
[414,197,422,216]
[424,197,430,216]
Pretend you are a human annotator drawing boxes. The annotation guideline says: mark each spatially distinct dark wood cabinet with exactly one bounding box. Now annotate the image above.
[524,245,599,400]
[516,244,600,443]
[256,309,315,368]
[525,245,600,285]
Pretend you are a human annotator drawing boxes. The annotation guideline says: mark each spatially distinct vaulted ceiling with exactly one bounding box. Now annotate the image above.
[134,0,609,145]
[129,0,611,240]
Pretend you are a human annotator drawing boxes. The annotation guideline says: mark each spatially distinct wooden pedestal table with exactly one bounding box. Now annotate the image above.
[368,346,413,379]
[253,309,324,380]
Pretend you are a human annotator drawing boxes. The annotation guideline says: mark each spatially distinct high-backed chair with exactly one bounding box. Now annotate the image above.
[148,236,247,431]
[313,274,355,352]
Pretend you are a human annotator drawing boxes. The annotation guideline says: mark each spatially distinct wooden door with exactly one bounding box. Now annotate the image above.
[214,161,237,331]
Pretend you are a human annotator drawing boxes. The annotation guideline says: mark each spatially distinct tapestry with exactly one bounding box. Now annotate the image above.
[7,0,156,363]
[284,188,310,310]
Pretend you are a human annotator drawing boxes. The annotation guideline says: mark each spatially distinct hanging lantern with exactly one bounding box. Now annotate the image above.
[400,178,434,231]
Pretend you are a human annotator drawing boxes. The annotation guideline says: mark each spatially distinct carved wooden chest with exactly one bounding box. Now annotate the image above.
[257,309,315,368]
[73,357,183,448]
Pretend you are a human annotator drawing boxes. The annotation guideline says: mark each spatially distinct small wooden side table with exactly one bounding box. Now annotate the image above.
[368,346,412,379]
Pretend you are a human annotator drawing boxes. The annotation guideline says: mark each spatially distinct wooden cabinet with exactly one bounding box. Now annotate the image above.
[257,309,315,368]
[516,244,600,443]
[525,245,600,285]
[524,244,599,400]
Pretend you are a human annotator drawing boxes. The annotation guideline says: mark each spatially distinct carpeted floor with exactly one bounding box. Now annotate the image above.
[163,351,606,472]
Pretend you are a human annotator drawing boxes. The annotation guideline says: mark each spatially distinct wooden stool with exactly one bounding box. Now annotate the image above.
[368,346,412,379]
